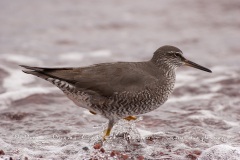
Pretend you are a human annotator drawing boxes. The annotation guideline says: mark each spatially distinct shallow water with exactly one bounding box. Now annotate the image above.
[0,0,240,159]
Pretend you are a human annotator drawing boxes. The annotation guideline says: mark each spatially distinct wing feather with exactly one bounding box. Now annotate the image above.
[21,62,158,97]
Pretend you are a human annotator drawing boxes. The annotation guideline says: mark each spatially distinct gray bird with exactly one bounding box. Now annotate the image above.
[20,45,212,140]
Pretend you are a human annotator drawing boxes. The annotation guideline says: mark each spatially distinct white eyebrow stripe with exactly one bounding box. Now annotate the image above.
[168,51,183,54]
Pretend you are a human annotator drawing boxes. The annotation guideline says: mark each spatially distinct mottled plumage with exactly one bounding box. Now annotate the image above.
[20,45,212,140]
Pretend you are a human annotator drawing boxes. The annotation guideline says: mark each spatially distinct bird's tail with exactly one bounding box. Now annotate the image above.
[20,64,76,82]
[20,65,76,91]
[20,65,53,80]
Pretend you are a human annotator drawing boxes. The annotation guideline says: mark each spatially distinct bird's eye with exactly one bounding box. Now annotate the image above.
[174,53,181,58]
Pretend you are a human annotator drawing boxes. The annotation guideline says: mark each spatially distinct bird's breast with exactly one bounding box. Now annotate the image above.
[106,80,175,116]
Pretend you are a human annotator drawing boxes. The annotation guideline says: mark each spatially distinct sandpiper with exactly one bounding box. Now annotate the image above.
[20,45,212,140]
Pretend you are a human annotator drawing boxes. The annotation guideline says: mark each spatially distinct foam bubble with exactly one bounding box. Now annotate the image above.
[199,144,240,160]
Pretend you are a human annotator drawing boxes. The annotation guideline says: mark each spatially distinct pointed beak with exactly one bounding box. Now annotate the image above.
[183,58,212,73]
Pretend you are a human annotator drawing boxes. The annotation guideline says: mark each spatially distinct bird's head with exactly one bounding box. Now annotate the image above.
[151,45,212,73]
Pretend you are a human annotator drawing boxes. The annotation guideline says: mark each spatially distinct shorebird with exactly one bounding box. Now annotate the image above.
[20,45,212,140]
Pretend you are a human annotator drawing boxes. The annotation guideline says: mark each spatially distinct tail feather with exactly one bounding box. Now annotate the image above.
[21,69,51,80]
[19,65,71,71]
[20,65,74,82]
[20,65,56,80]
[19,65,45,71]
[20,65,76,91]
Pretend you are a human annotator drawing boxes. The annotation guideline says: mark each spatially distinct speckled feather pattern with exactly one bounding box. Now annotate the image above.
[101,71,175,120]
[47,78,93,111]
[46,66,176,121]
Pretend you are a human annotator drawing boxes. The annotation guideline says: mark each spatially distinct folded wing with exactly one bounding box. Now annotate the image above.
[20,62,158,97]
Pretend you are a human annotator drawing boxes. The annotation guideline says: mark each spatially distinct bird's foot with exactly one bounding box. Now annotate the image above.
[102,128,112,141]
[124,116,137,121]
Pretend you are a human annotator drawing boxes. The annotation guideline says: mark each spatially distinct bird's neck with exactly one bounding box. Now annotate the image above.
[161,65,176,82]
[150,60,176,81]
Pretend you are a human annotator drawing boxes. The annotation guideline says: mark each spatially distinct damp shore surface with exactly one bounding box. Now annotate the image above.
[0,0,240,159]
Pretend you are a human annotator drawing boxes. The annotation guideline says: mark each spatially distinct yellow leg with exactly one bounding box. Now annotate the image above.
[103,128,112,141]
[124,116,137,121]
[103,120,114,141]
[89,110,97,115]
